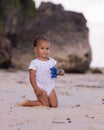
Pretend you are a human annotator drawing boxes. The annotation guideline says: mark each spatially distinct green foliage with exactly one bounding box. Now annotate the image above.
[0,0,36,25]
[19,0,36,21]
[0,0,36,34]
[0,1,4,19]
[0,0,5,34]
[0,22,4,34]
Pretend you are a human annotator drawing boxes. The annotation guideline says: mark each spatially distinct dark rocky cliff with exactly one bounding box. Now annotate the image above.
[0,1,92,72]
[0,36,12,68]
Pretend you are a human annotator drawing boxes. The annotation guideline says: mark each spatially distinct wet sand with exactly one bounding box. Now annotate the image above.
[0,69,104,130]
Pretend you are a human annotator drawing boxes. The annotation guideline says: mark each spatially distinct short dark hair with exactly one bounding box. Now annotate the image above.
[33,35,50,47]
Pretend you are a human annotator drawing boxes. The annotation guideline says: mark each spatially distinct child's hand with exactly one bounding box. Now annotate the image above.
[58,69,65,76]
[34,87,42,96]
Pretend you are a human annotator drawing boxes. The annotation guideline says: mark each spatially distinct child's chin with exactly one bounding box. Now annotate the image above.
[43,56,48,58]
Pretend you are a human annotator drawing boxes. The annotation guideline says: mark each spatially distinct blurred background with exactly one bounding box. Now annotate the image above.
[36,0,104,67]
[0,0,104,73]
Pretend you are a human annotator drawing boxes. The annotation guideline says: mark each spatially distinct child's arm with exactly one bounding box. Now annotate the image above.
[29,69,42,96]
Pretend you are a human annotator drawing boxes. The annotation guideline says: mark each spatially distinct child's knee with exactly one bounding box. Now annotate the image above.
[51,102,58,108]
[41,102,49,107]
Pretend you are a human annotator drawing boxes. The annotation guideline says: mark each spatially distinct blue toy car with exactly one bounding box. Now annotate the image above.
[50,67,61,78]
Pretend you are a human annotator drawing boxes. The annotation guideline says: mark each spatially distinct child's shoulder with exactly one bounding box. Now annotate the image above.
[49,57,57,64]
[30,58,39,64]
[49,57,55,61]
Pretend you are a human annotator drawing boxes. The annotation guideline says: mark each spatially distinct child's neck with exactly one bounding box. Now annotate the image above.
[37,57,49,61]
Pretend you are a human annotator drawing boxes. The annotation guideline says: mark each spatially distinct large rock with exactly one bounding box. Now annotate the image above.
[17,2,92,72]
[0,36,12,68]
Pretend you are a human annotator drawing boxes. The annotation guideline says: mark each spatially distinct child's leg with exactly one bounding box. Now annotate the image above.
[48,89,58,108]
[38,89,49,106]
[19,90,49,107]
[19,99,42,107]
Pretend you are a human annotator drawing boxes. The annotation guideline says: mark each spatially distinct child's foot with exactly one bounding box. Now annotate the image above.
[17,99,30,106]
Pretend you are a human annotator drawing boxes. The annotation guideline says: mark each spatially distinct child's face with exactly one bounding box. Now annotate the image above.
[35,40,50,60]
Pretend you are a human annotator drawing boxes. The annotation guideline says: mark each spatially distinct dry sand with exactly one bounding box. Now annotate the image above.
[0,69,104,130]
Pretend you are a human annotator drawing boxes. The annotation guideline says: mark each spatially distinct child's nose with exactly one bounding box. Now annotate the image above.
[44,49,47,52]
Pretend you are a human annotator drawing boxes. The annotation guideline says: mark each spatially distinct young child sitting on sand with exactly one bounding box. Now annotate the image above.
[20,35,65,107]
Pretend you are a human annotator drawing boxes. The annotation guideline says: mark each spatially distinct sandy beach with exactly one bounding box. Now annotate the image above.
[0,69,104,130]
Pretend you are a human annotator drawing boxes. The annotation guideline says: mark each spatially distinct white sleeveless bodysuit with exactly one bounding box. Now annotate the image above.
[28,57,57,95]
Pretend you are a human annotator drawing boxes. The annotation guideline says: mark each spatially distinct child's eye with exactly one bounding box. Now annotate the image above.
[40,48,49,50]
[41,48,44,50]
